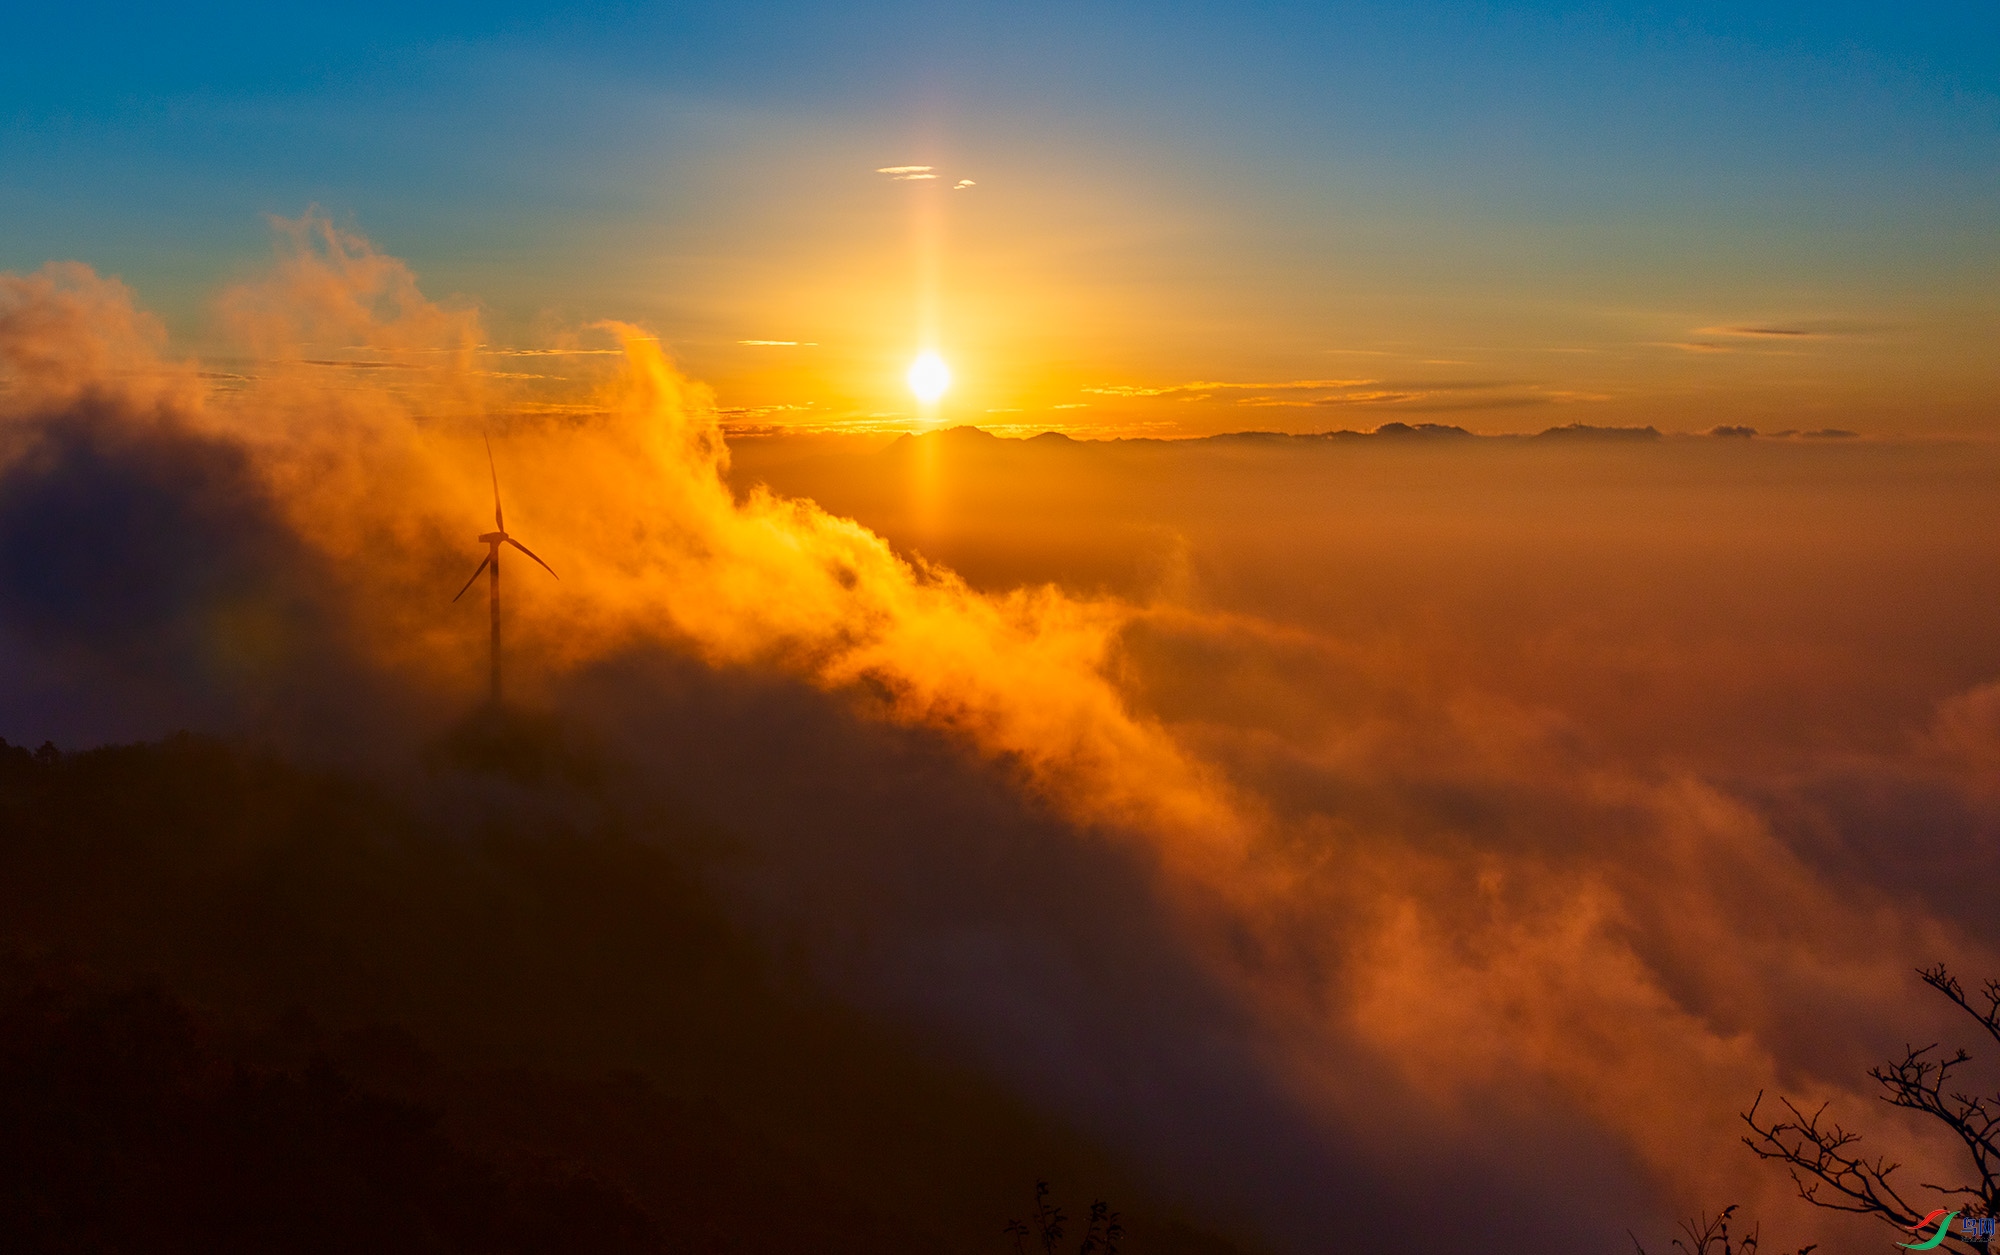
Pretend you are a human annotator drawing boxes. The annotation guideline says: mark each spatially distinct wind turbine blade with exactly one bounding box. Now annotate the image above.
[485,432,504,532]
[451,554,492,602]
[505,536,558,580]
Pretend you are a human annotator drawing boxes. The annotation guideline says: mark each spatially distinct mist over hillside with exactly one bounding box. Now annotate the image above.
[6,228,2000,1253]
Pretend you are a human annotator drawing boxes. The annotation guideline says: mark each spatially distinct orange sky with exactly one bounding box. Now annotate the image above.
[624,165,1996,439]
[290,152,1991,443]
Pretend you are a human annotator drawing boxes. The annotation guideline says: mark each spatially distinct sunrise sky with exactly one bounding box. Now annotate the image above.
[8,8,2000,1255]
[4,2,1996,435]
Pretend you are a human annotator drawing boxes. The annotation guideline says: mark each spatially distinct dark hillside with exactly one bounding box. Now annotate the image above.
[0,735,1250,1254]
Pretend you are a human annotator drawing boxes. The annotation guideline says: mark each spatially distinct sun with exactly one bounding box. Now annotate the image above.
[906,351,951,404]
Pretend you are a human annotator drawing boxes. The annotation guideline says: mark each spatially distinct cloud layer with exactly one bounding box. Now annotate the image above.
[4,217,1999,1253]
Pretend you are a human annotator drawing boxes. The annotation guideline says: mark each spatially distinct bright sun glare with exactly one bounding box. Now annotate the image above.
[906,351,951,404]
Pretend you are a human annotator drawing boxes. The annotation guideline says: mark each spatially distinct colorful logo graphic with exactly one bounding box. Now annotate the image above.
[1899,1209,1961,1250]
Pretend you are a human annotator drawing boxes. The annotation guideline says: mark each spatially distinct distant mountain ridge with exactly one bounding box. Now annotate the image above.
[883,421,1862,450]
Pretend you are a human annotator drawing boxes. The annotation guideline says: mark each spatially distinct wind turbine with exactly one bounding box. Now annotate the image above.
[453,435,557,705]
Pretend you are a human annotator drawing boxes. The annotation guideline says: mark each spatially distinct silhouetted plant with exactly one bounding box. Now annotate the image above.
[1007,1180,1121,1255]
[1742,963,2000,1253]
[1629,1203,1815,1255]
[1079,1199,1125,1254]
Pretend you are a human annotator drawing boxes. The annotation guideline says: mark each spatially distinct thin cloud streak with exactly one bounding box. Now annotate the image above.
[1084,376,1576,413]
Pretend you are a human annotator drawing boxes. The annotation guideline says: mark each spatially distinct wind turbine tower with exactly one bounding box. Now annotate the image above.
[453,436,558,705]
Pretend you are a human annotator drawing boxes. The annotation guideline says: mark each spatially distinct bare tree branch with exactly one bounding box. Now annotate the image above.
[1739,964,2000,1255]
[1920,965,2000,1057]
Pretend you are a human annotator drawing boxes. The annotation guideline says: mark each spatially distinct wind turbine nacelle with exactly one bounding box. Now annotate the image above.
[478,531,508,544]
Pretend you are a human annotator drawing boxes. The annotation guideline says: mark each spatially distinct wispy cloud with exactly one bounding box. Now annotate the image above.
[1082,377,1568,412]
[1695,325,1820,339]
[1085,379,1371,398]
[477,347,627,357]
[1691,319,1871,340]
[298,358,421,371]
[1084,384,1178,398]
[877,165,977,186]
[1202,379,1374,392]
[716,401,817,423]
[738,339,817,347]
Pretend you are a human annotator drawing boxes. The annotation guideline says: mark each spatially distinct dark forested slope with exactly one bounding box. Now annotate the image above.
[0,733,1248,1254]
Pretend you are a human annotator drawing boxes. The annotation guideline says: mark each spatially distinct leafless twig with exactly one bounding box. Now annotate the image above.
[1738,964,2000,1254]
